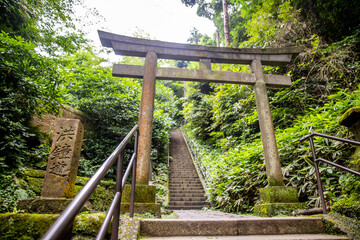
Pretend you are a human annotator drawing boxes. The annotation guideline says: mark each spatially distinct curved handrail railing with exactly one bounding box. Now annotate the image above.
[41,125,139,240]
[301,132,360,214]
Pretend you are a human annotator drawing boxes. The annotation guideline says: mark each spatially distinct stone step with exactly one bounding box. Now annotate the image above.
[169,181,202,185]
[169,183,202,187]
[169,184,204,190]
[141,234,349,240]
[169,178,201,181]
[140,217,329,237]
[170,189,205,194]
[169,171,198,174]
[169,196,207,202]
[169,166,196,168]
[169,201,207,206]
[170,169,197,172]
[169,184,202,187]
[169,184,203,189]
[168,205,207,210]
[169,176,199,179]
[169,176,200,179]
[170,193,206,198]
[169,186,202,190]
[169,166,195,168]
[169,187,204,191]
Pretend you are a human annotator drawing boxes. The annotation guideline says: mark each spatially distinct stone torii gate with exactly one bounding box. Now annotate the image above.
[98,30,303,214]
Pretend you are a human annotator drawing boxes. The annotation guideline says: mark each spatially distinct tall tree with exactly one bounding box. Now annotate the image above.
[222,0,230,47]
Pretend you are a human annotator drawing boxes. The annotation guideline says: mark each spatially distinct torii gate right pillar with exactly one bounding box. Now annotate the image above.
[251,59,284,186]
[251,59,304,216]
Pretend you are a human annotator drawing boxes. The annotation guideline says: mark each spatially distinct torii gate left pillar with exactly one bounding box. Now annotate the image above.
[136,52,157,184]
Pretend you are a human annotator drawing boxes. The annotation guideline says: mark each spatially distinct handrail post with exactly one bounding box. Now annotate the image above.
[130,131,138,218]
[111,151,124,240]
[309,137,327,214]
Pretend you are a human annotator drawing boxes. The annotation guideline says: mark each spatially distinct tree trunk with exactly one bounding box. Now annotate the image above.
[222,0,230,47]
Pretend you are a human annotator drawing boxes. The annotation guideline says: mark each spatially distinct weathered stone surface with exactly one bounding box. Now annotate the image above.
[98,30,302,66]
[30,104,92,141]
[136,52,157,184]
[17,198,74,214]
[112,64,292,87]
[251,59,284,187]
[255,186,303,217]
[42,118,84,198]
[120,202,161,218]
[254,202,306,217]
[140,217,325,237]
[120,184,161,217]
[121,184,156,203]
[119,216,140,240]
[259,186,299,203]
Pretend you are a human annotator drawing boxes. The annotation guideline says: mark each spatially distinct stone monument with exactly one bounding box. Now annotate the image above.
[18,118,84,213]
[41,118,84,198]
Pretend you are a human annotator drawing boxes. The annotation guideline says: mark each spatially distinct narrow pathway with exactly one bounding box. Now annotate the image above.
[168,129,208,210]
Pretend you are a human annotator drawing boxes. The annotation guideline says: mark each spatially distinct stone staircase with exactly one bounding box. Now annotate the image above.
[168,129,208,210]
[140,217,348,239]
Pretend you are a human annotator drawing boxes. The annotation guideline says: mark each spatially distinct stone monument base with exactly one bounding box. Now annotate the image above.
[17,198,78,214]
[254,186,305,217]
[121,184,161,218]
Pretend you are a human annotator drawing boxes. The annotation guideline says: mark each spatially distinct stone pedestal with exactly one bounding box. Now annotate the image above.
[120,184,161,217]
[339,106,360,171]
[254,186,305,217]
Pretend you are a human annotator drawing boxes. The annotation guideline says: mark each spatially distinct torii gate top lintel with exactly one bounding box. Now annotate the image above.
[98,30,302,66]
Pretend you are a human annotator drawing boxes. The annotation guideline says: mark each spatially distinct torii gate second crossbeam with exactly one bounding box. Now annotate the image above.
[98,30,302,187]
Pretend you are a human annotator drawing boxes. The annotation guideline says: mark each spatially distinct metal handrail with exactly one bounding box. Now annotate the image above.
[41,125,139,240]
[301,132,360,214]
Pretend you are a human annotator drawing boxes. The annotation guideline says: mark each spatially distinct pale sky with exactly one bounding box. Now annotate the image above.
[77,0,216,46]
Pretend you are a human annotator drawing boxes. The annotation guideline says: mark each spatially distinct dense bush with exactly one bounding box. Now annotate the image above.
[182,1,360,213]
[332,196,360,220]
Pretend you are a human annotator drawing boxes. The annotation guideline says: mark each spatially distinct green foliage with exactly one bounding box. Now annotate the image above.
[0,0,89,213]
[0,0,89,55]
[293,0,360,42]
[152,163,169,208]
[62,51,178,177]
[62,51,141,173]
[0,33,60,212]
[0,212,107,240]
[332,196,360,220]
[0,33,60,172]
